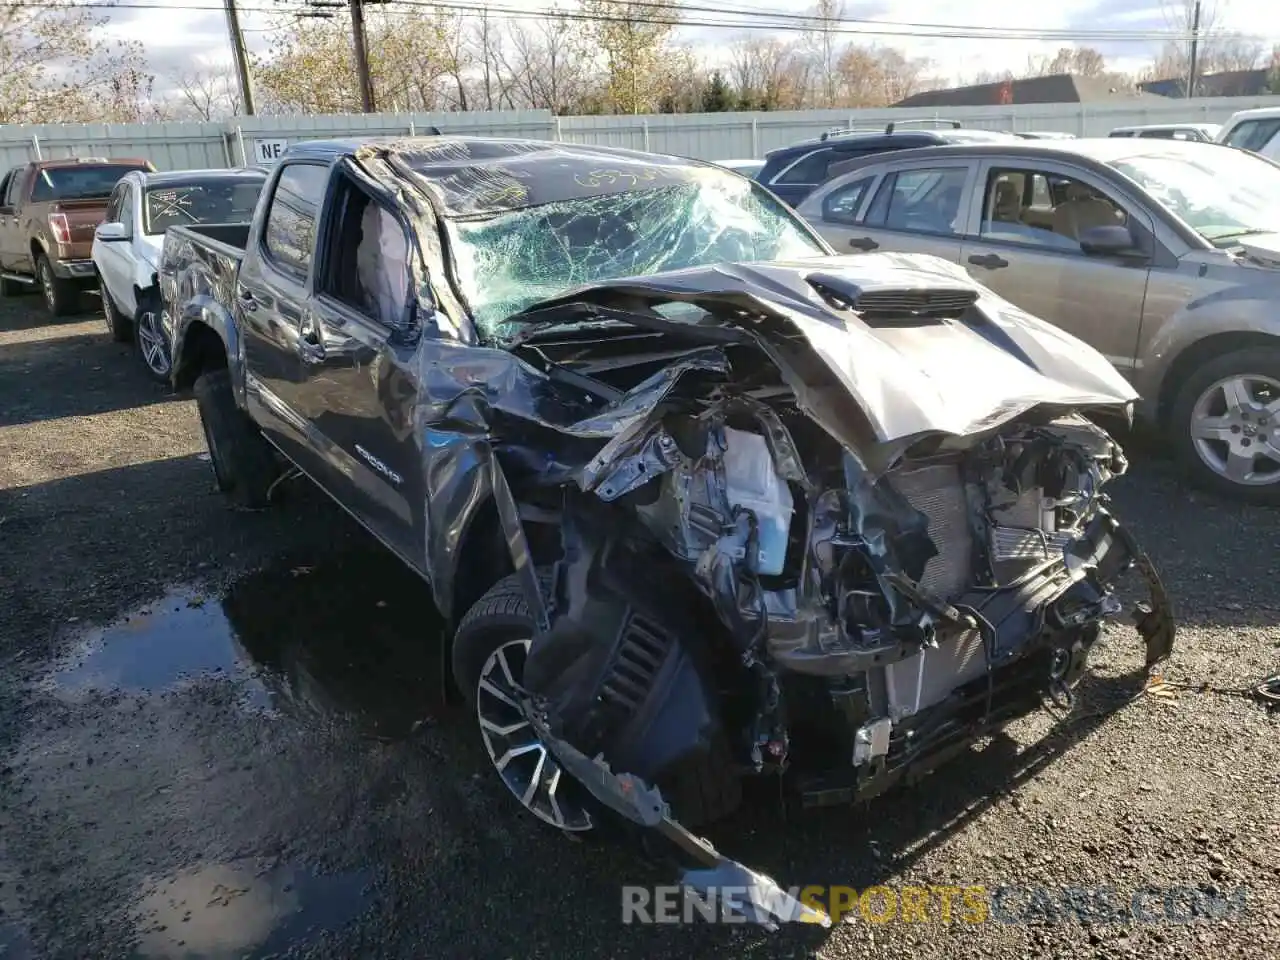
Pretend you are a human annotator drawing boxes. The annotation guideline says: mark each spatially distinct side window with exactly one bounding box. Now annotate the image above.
[865,167,969,237]
[318,179,410,329]
[978,167,1128,252]
[1224,119,1280,152]
[262,162,329,278]
[4,168,26,207]
[774,149,834,185]
[821,176,875,224]
[0,172,11,209]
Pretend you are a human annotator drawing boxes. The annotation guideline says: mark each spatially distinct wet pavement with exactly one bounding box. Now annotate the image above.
[47,548,447,741]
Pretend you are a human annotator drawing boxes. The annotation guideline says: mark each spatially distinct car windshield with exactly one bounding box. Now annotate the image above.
[449,172,827,338]
[144,178,263,235]
[1108,149,1280,246]
[30,164,149,202]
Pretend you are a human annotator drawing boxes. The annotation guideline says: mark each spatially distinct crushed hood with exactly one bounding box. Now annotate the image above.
[517,252,1138,444]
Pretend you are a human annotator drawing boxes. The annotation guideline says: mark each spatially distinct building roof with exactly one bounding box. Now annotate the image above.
[894,73,1158,108]
[1139,68,1274,98]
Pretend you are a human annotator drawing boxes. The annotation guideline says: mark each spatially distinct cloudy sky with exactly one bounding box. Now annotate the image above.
[98,0,1280,92]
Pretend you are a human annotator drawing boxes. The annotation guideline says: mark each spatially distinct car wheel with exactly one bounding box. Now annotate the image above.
[134,292,171,383]
[452,571,597,834]
[36,253,77,318]
[452,571,742,832]
[1170,346,1280,504]
[192,368,280,509]
[98,273,132,342]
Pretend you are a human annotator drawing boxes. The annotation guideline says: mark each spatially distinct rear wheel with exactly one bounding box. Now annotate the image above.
[193,368,279,509]
[98,273,132,342]
[36,254,77,318]
[1170,347,1280,504]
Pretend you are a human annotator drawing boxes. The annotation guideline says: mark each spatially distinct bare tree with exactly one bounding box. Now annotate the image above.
[502,10,593,113]
[805,0,844,108]
[170,65,242,120]
[728,36,808,110]
[1025,47,1108,78]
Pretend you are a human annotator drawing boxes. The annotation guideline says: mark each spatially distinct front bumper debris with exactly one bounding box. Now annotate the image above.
[529,712,831,930]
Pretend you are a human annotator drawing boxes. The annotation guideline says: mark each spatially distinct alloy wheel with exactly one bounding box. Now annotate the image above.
[476,638,593,832]
[1190,374,1280,487]
[137,309,171,377]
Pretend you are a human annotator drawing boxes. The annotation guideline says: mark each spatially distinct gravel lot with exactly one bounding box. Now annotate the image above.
[1,294,1277,960]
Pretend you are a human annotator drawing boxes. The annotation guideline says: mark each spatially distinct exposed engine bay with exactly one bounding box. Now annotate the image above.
[478,261,1177,929]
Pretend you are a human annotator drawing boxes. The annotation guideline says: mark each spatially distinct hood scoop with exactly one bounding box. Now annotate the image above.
[805,272,979,324]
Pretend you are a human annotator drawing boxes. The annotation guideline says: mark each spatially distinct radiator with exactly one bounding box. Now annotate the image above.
[887,460,974,601]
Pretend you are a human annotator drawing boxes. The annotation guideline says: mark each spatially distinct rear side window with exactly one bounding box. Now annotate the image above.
[774,149,834,185]
[1223,119,1280,152]
[5,168,29,207]
[262,163,329,278]
[29,164,149,202]
[865,167,969,236]
[821,176,876,224]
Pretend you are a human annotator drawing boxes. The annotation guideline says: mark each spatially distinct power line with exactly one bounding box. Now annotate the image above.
[30,0,1276,44]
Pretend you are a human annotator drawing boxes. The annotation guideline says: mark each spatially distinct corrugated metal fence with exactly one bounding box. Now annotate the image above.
[4,95,1280,170]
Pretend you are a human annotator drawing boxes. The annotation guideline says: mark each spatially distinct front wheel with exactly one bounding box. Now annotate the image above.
[452,572,597,833]
[134,291,171,383]
[453,571,742,833]
[1169,346,1280,504]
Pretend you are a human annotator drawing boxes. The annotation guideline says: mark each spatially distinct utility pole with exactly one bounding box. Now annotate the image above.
[224,0,256,115]
[349,0,376,113]
[1187,0,1202,99]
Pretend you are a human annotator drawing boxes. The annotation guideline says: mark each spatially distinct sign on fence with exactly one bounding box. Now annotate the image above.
[252,138,289,165]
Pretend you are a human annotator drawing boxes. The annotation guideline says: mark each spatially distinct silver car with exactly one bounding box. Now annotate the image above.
[796,138,1280,503]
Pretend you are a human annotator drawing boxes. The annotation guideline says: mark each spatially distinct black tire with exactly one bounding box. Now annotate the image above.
[36,253,77,318]
[133,290,170,383]
[98,274,132,342]
[452,571,741,829]
[1169,346,1280,505]
[192,368,279,509]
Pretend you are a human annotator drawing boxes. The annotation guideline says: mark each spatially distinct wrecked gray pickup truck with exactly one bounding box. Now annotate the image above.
[159,137,1175,927]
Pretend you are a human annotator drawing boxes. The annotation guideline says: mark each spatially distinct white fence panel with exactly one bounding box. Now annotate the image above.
[0,121,228,170]
[1,96,1279,171]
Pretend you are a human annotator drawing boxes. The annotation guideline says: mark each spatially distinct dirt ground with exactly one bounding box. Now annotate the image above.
[1,294,1277,960]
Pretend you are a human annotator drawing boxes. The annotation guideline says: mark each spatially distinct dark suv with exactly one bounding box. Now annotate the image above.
[757,120,1018,206]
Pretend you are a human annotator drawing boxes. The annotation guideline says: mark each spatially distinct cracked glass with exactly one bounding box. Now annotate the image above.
[447,173,826,339]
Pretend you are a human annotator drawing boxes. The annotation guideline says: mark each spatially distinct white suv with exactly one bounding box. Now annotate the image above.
[1216,106,1280,161]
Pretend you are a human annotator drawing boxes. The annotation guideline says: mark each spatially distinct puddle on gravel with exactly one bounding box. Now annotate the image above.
[50,545,447,738]
[131,860,372,960]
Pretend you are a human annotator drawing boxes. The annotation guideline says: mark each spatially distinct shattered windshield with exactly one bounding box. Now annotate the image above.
[447,173,827,337]
[1109,149,1280,246]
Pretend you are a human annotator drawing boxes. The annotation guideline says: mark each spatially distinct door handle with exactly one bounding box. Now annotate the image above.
[849,236,879,251]
[967,253,1009,269]
[298,316,325,362]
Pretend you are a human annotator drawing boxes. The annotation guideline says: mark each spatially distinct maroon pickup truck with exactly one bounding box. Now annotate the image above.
[0,157,153,316]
